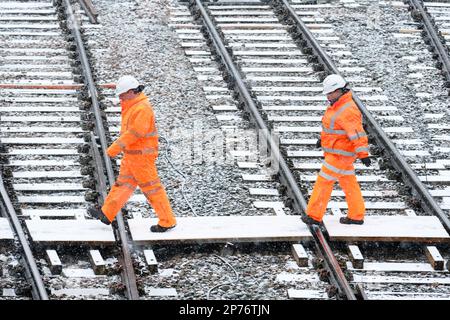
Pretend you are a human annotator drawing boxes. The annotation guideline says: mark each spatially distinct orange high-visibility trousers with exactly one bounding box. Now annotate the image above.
[306,154,365,222]
[101,155,176,228]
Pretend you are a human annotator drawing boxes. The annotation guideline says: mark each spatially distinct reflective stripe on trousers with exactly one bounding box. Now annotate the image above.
[114,181,135,191]
[143,186,164,197]
[306,160,365,222]
[322,161,355,176]
[101,158,176,228]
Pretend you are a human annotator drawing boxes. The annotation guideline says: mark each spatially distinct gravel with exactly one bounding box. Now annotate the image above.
[0,248,30,300]
[133,244,321,300]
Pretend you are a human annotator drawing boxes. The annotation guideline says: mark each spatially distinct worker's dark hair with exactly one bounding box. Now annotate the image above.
[132,85,145,93]
[340,86,350,94]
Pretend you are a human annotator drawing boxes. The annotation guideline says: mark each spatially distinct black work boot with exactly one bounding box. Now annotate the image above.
[301,215,323,226]
[339,217,364,225]
[88,206,111,225]
[150,224,176,233]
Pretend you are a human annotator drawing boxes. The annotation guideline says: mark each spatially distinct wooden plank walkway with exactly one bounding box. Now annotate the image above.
[0,218,14,241]
[345,261,439,273]
[128,216,312,244]
[323,216,450,243]
[25,220,115,245]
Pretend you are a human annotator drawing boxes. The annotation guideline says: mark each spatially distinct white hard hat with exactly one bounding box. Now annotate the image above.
[116,75,140,96]
[322,74,347,94]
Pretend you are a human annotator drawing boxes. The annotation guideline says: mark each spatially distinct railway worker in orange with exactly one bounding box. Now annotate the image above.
[89,75,177,232]
[301,74,371,226]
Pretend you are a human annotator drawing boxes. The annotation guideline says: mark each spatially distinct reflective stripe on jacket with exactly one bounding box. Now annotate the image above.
[321,91,369,159]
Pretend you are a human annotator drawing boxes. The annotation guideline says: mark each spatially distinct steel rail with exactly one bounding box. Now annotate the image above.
[60,0,140,299]
[190,0,356,300]
[77,0,98,24]
[0,174,48,300]
[407,0,450,82]
[274,0,450,233]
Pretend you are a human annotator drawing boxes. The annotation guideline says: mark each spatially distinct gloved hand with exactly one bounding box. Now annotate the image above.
[107,142,122,158]
[316,138,321,148]
[361,157,371,167]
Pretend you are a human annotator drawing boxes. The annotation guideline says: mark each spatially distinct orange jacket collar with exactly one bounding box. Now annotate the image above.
[121,92,148,112]
[329,91,353,109]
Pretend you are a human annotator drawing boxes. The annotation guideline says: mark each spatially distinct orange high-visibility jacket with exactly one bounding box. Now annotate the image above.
[107,93,158,157]
[321,91,369,159]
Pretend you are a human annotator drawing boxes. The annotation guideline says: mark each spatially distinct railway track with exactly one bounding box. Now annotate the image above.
[0,0,449,300]
[173,0,450,299]
[0,0,139,299]
[283,0,450,298]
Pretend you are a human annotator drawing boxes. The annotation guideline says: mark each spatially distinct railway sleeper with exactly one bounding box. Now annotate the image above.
[424,245,445,270]
[143,249,158,274]
[45,249,62,275]
[291,243,308,267]
[347,245,364,270]
[88,249,106,275]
